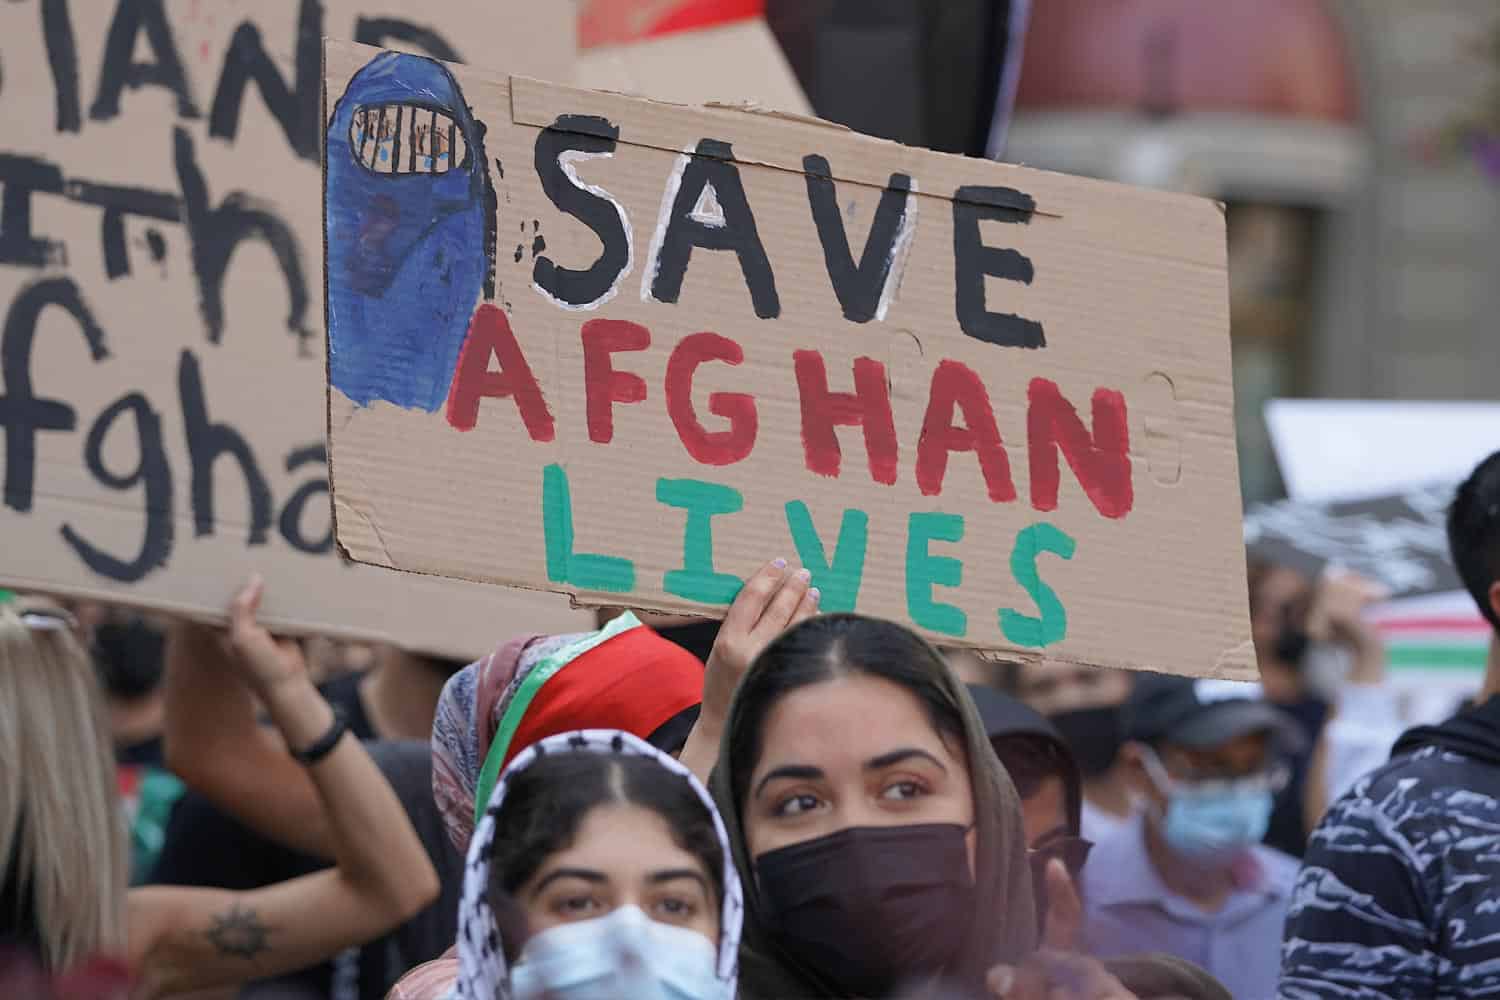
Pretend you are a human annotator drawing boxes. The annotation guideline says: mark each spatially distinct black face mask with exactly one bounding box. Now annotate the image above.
[755,823,974,998]
[92,619,166,701]
[1048,706,1125,778]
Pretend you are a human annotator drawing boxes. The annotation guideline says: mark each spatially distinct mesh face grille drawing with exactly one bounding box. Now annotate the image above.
[350,104,470,176]
[325,52,491,413]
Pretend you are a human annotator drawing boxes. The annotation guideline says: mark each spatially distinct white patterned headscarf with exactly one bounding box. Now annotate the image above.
[456,729,743,1000]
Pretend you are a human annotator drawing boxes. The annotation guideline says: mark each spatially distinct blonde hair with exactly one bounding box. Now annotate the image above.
[0,604,126,969]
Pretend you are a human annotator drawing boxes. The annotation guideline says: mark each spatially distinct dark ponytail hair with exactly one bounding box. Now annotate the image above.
[486,751,724,957]
[727,614,969,812]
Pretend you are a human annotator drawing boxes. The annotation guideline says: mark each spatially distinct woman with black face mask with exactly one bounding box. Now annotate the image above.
[709,614,1150,999]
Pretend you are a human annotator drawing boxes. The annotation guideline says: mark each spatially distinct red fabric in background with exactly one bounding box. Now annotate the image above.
[501,625,704,771]
[580,0,765,49]
[650,0,765,36]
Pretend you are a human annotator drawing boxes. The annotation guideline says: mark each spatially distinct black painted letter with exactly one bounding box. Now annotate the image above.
[0,278,108,512]
[804,155,916,324]
[533,115,631,309]
[0,155,66,268]
[60,393,173,582]
[90,0,200,122]
[178,350,272,544]
[353,17,462,62]
[646,140,779,319]
[174,128,310,345]
[41,0,82,133]
[952,185,1045,349]
[209,0,322,160]
[278,444,333,555]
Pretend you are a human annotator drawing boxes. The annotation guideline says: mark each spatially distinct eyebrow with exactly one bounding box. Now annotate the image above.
[531,867,607,896]
[647,868,712,892]
[754,764,824,799]
[866,747,948,773]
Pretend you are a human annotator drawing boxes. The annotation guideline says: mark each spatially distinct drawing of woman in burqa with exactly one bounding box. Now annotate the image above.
[325,51,493,413]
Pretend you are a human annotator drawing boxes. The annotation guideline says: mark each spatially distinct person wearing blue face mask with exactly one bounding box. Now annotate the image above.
[1080,675,1303,1000]
[448,729,742,1000]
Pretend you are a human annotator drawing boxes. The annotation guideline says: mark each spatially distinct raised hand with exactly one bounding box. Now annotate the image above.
[224,575,308,697]
[701,559,820,723]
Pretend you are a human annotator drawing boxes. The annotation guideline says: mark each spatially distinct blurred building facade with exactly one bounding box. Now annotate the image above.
[1001,0,1500,504]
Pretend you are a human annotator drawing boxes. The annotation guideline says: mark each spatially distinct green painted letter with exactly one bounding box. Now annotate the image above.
[906,512,967,637]
[785,501,868,613]
[1000,522,1075,647]
[541,464,635,592]
[657,478,744,604]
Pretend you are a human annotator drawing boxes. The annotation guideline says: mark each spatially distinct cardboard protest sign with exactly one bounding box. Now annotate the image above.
[1245,482,1462,600]
[324,39,1254,679]
[0,3,588,658]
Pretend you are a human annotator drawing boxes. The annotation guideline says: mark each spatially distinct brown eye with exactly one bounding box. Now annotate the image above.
[350,104,468,175]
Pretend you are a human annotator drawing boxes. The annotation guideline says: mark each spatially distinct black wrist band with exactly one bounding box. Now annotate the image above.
[291,707,348,765]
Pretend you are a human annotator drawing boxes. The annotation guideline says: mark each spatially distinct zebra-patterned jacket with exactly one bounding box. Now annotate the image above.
[1280,695,1500,999]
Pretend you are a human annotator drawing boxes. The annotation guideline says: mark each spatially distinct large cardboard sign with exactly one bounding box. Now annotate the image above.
[0,3,587,658]
[324,39,1254,679]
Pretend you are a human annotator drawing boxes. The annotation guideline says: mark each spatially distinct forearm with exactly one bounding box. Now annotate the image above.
[261,678,438,911]
[678,710,724,785]
[163,623,265,771]
[163,624,334,857]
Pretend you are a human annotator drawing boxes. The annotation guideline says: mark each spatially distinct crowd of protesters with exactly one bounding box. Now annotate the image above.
[2,449,1499,998]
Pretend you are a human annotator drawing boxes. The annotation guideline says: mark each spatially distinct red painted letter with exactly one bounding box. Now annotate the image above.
[666,332,758,466]
[794,351,898,485]
[915,360,1015,501]
[445,304,555,440]
[1027,378,1132,519]
[582,319,650,444]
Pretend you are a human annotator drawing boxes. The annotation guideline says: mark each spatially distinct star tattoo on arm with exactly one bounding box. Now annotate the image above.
[205,903,272,960]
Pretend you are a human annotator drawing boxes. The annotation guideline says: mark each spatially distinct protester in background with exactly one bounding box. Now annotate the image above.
[968,683,1091,951]
[0,578,437,997]
[155,619,465,1000]
[89,614,185,885]
[1082,675,1302,1000]
[765,0,1022,156]
[434,730,741,1000]
[1248,558,1399,855]
[1280,449,1500,999]
[431,609,709,857]
[597,607,724,664]
[947,648,1018,691]
[1011,662,1137,841]
[710,613,1150,1000]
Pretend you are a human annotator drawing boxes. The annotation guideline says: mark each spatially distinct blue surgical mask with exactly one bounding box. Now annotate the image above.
[1160,782,1274,858]
[1141,748,1275,860]
[510,904,728,1000]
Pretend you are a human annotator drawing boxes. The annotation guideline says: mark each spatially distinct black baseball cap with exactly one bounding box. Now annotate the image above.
[1126,673,1304,752]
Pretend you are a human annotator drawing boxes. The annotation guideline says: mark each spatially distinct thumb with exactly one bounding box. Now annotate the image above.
[1042,857,1083,951]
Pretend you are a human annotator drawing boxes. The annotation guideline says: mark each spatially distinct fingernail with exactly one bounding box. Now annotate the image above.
[771,558,787,570]
[796,568,811,582]
[989,966,1014,995]
[808,588,821,604]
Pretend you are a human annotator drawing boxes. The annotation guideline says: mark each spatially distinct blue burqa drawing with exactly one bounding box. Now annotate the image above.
[326,52,490,412]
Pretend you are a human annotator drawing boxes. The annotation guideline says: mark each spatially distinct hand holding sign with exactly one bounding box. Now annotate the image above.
[679,559,820,781]
[224,575,310,700]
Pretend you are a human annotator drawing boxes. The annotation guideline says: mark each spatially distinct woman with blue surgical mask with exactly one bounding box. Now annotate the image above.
[452,730,741,1000]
